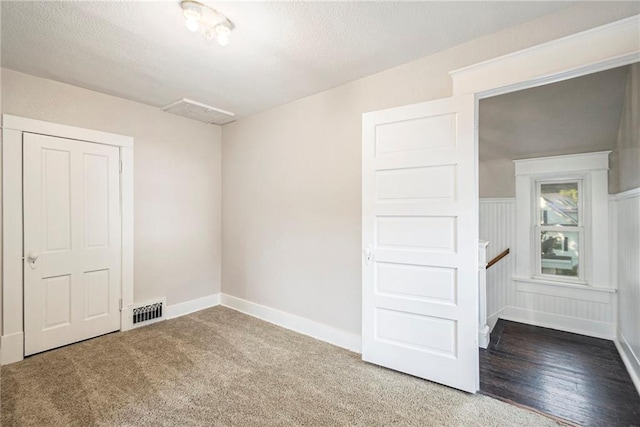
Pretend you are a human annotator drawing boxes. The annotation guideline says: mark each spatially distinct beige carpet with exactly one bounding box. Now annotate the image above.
[1,306,560,426]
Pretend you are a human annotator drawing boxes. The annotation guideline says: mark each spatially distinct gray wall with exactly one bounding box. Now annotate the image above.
[617,63,640,193]
[479,63,639,197]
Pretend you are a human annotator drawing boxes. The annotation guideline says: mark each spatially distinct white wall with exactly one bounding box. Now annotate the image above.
[222,3,640,336]
[616,190,640,389]
[1,69,223,311]
[615,63,640,390]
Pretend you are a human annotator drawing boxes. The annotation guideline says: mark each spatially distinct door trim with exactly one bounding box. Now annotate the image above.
[1,114,134,364]
[450,15,640,97]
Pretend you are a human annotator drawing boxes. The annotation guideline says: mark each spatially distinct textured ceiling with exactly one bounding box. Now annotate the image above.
[479,65,631,161]
[0,1,576,120]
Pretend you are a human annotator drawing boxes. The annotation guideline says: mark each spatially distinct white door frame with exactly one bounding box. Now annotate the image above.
[450,16,639,99]
[1,114,135,364]
[451,14,639,131]
[455,15,639,353]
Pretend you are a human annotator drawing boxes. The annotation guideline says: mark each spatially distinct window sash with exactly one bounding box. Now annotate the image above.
[534,225,584,282]
[536,179,583,227]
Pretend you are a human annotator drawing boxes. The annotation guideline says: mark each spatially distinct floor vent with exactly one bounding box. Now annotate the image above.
[132,299,166,328]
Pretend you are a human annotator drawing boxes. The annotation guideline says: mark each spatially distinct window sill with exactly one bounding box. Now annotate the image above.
[513,276,615,304]
[532,275,587,286]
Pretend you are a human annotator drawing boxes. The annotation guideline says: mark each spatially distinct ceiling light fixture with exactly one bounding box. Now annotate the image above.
[180,1,234,46]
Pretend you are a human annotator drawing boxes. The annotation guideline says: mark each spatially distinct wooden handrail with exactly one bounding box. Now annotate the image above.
[487,248,510,269]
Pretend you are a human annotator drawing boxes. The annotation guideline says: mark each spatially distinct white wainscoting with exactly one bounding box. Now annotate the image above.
[479,198,616,339]
[615,188,640,392]
[479,199,517,325]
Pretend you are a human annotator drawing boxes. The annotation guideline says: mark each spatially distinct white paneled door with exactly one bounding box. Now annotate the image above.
[24,133,121,356]
[362,95,479,393]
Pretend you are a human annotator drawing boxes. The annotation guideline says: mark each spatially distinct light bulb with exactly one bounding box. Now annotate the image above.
[182,6,200,21]
[215,24,231,46]
[217,33,229,46]
[185,17,200,32]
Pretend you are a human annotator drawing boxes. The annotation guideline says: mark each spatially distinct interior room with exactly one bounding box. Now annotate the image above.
[1,2,639,426]
[477,64,640,425]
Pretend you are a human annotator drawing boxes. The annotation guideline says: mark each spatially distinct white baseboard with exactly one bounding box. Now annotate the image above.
[166,293,220,319]
[479,325,490,349]
[499,306,615,339]
[1,332,24,365]
[615,331,640,395]
[487,311,502,332]
[220,294,361,353]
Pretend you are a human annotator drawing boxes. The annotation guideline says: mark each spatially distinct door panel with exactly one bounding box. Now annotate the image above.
[376,165,456,201]
[84,269,110,320]
[42,148,72,251]
[24,133,121,356]
[362,95,478,393]
[376,263,457,303]
[43,275,72,329]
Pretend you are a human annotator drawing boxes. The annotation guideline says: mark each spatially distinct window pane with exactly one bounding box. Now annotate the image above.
[540,231,579,278]
[540,182,579,226]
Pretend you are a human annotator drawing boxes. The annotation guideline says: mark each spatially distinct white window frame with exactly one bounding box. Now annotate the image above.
[533,176,586,284]
[513,151,611,291]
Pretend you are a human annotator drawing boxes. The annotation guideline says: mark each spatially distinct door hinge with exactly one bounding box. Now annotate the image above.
[119,160,123,173]
[119,299,123,312]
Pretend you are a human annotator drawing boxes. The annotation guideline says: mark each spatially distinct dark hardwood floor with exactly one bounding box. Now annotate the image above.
[480,320,640,426]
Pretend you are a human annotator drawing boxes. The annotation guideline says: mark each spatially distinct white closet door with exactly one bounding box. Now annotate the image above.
[24,133,121,355]
[362,94,479,393]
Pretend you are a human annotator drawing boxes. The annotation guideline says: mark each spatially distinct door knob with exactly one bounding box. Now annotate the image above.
[27,251,39,269]
[364,245,373,266]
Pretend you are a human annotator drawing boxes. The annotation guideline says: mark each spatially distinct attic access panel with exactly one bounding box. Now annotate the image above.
[162,98,235,125]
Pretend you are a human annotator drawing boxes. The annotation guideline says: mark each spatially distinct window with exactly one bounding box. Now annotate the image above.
[535,180,584,281]
[513,151,611,290]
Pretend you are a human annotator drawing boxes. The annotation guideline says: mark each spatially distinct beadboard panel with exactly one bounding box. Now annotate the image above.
[479,199,517,318]
[616,189,640,388]
[513,292,614,323]
[480,198,616,336]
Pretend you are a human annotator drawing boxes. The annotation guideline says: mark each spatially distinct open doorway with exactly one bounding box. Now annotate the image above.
[477,64,640,425]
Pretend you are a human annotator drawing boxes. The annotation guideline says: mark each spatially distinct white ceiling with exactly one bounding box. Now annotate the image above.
[479,65,631,161]
[1,1,576,120]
